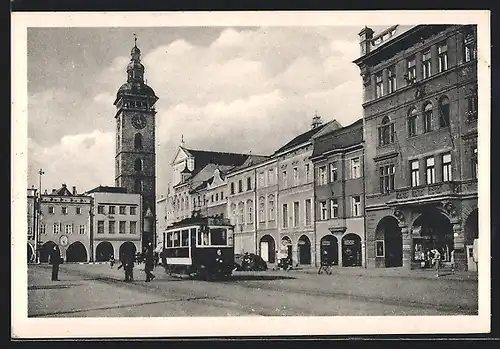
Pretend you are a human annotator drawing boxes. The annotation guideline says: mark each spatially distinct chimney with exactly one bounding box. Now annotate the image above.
[72,186,77,195]
[358,26,374,56]
[44,189,48,195]
[52,189,56,194]
[62,183,67,188]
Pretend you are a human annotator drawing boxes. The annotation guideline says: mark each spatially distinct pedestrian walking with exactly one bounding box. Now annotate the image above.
[109,255,115,268]
[431,248,441,277]
[144,243,156,282]
[49,246,62,281]
[124,250,135,282]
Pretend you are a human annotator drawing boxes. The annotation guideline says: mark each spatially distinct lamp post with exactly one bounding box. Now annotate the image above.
[36,169,44,264]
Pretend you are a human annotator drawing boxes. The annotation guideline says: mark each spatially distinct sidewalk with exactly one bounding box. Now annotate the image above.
[272,264,478,282]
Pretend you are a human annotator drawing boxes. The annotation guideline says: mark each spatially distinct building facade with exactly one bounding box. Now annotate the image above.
[114,40,158,249]
[311,119,365,268]
[38,184,92,263]
[86,186,142,262]
[354,24,478,270]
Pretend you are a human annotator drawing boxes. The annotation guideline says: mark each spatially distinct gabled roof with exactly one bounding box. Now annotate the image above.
[85,186,129,194]
[274,122,329,155]
[227,154,271,174]
[50,184,73,196]
[311,118,364,158]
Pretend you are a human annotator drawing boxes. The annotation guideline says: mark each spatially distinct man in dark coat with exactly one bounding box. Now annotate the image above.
[124,250,135,282]
[144,243,155,282]
[49,246,62,281]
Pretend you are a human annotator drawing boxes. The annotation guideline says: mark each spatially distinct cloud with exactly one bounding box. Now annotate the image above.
[28,27,365,197]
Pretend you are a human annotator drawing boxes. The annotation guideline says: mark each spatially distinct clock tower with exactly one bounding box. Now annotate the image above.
[114,37,159,249]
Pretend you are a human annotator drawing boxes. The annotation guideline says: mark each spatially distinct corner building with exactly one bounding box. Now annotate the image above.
[354,25,478,270]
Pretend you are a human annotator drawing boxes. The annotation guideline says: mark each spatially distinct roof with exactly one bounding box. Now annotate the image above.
[274,122,329,155]
[311,118,364,158]
[227,154,271,175]
[85,186,129,194]
[47,184,74,196]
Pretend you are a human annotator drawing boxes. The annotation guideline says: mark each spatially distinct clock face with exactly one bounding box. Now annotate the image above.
[59,235,68,247]
[132,114,147,129]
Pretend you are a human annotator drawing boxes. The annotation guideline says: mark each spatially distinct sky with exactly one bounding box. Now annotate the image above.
[27,25,383,197]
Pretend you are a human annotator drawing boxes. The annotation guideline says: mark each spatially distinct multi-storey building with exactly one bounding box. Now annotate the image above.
[311,119,365,267]
[193,167,230,218]
[85,186,142,262]
[353,24,478,271]
[274,118,342,266]
[156,196,168,247]
[226,155,269,254]
[38,184,92,263]
[114,39,158,249]
[27,187,38,263]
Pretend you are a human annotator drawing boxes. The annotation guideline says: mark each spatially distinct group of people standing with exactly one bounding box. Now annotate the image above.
[114,243,156,282]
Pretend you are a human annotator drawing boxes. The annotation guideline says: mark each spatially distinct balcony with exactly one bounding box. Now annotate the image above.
[390,182,459,205]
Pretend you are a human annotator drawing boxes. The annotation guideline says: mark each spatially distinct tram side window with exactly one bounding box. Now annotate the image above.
[210,228,227,246]
[181,229,189,247]
[198,228,210,246]
[173,231,180,247]
[166,232,173,247]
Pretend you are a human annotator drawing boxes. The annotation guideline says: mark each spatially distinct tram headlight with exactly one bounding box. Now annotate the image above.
[216,249,222,256]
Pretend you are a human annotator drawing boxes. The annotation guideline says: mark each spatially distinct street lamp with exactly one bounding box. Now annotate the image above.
[35,168,44,264]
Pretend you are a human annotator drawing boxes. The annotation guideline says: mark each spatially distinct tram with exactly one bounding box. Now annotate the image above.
[162,215,235,280]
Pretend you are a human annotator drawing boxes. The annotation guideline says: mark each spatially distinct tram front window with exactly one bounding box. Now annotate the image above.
[210,228,227,246]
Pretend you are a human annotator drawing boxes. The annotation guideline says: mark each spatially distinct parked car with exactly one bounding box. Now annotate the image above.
[234,253,268,271]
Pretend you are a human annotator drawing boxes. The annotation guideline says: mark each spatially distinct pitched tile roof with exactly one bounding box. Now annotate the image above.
[85,186,129,194]
[311,118,364,158]
[274,122,329,155]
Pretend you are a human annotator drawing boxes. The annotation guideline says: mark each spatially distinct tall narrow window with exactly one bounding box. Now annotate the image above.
[423,103,433,133]
[134,133,142,149]
[282,170,287,188]
[247,200,253,222]
[40,224,46,235]
[439,97,450,128]
[268,195,275,221]
[119,221,126,234]
[464,32,477,62]
[238,203,244,224]
[134,158,143,171]
[305,199,312,226]
[408,108,417,137]
[259,172,265,188]
[247,177,252,191]
[130,221,137,234]
[238,179,243,193]
[109,220,115,234]
[268,169,275,185]
[351,158,361,179]
[410,160,420,187]
[320,201,327,220]
[438,42,448,72]
[318,166,327,185]
[375,71,384,98]
[379,164,395,193]
[282,204,288,228]
[351,196,361,217]
[442,153,452,182]
[472,146,478,179]
[388,66,396,93]
[425,157,436,184]
[259,197,266,223]
[97,221,104,234]
[79,225,86,234]
[293,201,299,227]
[422,50,432,79]
[330,199,338,218]
[378,116,395,146]
[53,222,60,234]
[466,94,478,122]
[134,179,143,193]
[293,167,299,186]
[304,164,311,182]
[329,163,338,182]
[230,182,235,195]
[407,56,417,83]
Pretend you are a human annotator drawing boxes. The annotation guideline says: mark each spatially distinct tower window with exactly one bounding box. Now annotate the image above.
[134,133,142,149]
[134,179,143,193]
[134,158,143,171]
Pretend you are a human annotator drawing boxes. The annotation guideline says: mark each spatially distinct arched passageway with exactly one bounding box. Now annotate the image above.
[96,241,115,262]
[298,235,311,265]
[376,217,402,267]
[320,235,338,266]
[412,209,454,263]
[119,241,137,262]
[259,235,276,263]
[66,241,88,263]
[40,241,57,263]
[342,233,362,267]
[280,236,293,261]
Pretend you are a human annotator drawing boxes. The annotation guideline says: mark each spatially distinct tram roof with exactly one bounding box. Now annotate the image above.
[166,216,233,229]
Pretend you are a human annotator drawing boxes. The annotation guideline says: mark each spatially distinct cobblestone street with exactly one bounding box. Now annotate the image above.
[28,263,478,317]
